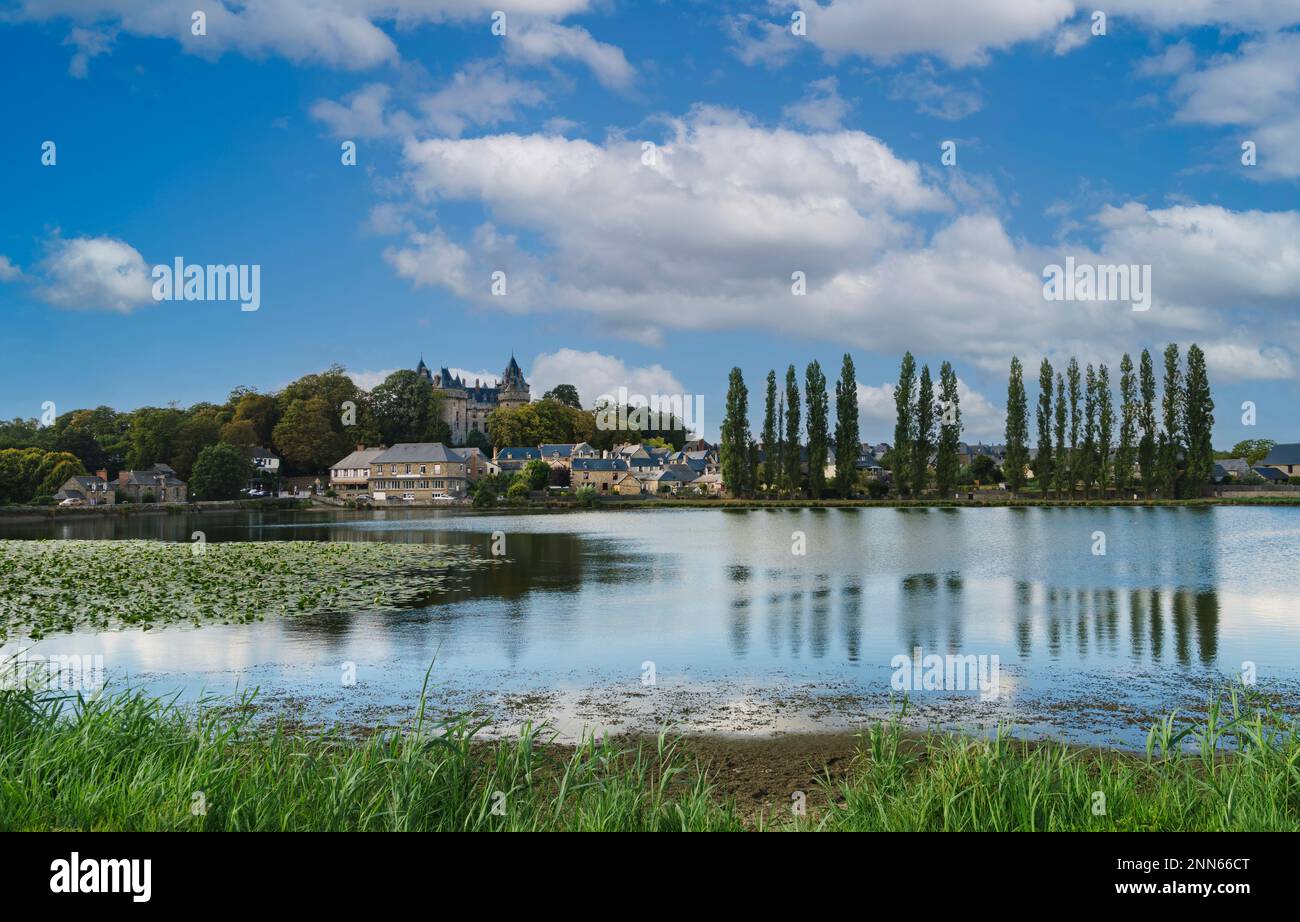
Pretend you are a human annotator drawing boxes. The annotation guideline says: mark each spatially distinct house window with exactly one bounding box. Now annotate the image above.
[419,465,426,475]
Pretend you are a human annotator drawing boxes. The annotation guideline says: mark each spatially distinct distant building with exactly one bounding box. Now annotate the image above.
[571,457,632,493]
[368,443,468,501]
[55,471,115,506]
[495,446,542,472]
[419,355,530,444]
[1258,443,1300,478]
[329,446,387,496]
[117,464,187,503]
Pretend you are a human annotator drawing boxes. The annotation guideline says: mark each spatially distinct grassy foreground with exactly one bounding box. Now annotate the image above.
[2,685,1297,831]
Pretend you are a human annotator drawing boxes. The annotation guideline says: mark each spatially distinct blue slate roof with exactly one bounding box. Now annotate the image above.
[1260,443,1300,466]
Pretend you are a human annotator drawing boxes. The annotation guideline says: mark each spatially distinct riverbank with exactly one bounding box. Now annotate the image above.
[0,497,311,523]
[2,684,1295,831]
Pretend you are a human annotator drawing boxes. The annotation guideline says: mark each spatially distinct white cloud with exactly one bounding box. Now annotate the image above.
[856,376,1003,441]
[310,63,547,141]
[888,63,983,120]
[374,106,1300,381]
[346,367,401,390]
[17,0,600,71]
[382,229,471,295]
[1168,31,1300,179]
[63,26,114,77]
[782,77,850,130]
[0,255,22,282]
[36,235,153,313]
[732,1,1300,70]
[505,21,635,89]
[530,349,685,408]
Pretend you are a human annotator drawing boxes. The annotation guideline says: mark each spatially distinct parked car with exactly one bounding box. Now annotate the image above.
[58,497,84,507]
[401,493,416,503]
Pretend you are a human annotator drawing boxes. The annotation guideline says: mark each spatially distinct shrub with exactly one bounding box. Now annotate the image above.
[576,485,598,508]
[506,480,529,502]
[472,488,497,509]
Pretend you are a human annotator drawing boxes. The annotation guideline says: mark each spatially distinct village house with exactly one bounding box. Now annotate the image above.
[54,470,115,506]
[1258,444,1300,479]
[368,443,468,502]
[117,464,187,503]
[329,446,387,496]
[571,457,633,493]
[495,446,542,472]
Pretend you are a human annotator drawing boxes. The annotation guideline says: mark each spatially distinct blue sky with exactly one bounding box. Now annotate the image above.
[1,1,1298,444]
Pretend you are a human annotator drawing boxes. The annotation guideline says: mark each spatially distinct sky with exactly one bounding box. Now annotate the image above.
[1,1,1298,445]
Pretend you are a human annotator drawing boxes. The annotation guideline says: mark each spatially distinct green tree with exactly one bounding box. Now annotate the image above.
[833,354,860,498]
[370,369,448,446]
[1035,359,1054,493]
[1004,356,1029,492]
[1097,364,1114,496]
[1117,354,1137,494]
[542,384,582,408]
[1053,372,1067,498]
[1183,344,1215,494]
[189,443,252,501]
[1138,349,1158,497]
[1082,364,1098,497]
[892,352,916,497]
[272,396,350,474]
[521,459,551,491]
[126,406,185,470]
[783,365,801,496]
[171,407,223,480]
[934,361,961,496]
[805,361,829,498]
[761,369,778,491]
[911,364,935,496]
[1159,344,1183,497]
[1227,439,1273,465]
[720,367,751,497]
[1066,358,1081,497]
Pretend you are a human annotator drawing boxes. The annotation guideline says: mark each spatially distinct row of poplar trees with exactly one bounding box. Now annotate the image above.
[720,355,862,498]
[1002,343,1215,498]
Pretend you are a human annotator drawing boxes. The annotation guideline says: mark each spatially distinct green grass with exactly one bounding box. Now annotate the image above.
[2,682,1296,831]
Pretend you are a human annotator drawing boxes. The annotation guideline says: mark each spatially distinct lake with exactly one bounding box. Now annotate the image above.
[3,505,1298,746]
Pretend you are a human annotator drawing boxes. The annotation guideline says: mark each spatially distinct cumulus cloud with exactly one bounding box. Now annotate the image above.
[530,349,685,408]
[369,105,1300,381]
[888,63,983,120]
[310,63,547,141]
[782,77,851,130]
[504,21,635,89]
[0,255,22,282]
[1168,31,1300,179]
[35,235,154,312]
[16,0,601,71]
[731,1,1300,70]
[856,377,1003,441]
[382,228,472,295]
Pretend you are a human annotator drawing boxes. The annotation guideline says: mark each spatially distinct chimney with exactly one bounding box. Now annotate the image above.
[96,469,108,481]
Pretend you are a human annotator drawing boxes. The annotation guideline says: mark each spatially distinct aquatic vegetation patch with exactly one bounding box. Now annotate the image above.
[0,539,484,641]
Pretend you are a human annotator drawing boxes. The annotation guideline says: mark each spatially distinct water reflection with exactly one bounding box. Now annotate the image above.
[3,505,1297,736]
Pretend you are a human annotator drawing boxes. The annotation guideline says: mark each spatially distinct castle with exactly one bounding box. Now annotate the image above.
[417,355,530,444]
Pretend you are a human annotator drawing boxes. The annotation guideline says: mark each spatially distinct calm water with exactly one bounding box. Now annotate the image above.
[4,506,1298,745]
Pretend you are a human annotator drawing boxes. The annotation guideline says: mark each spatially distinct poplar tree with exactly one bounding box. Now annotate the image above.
[1036,359,1054,494]
[1097,363,1114,497]
[761,369,778,491]
[805,361,829,498]
[911,365,935,496]
[892,352,916,497]
[934,361,962,497]
[1183,344,1215,495]
[1117,353,1137,494]
[1066,358,1081,497]
[783,365,801,495]
[833,353,860,498]
[1004,356,1029,492]
[776,392,786,496]
[1159,344,1183,497]
[720,367,750,497]
[1082,364,1098,497]
[1053,371,1068,498]
[1138,349,1157,497]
